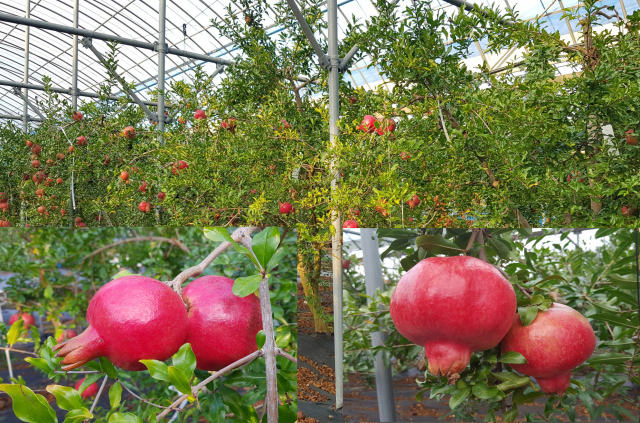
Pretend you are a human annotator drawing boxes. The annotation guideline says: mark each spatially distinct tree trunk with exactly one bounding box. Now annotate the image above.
[298,246,331,333]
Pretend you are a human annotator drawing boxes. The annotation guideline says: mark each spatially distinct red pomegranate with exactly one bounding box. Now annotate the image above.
[0,202,9,212]
[56,178,64,185]
[122,126,136,139]
[72,111,83,121]
[172,160,189,175]
[31,145,42,156]
[358,115,376,133]
[400,152,412,161]
[138,201,151,213]
[157,192,166,201]
[74,378,98,398]
[500,303,596,395]
[278,119,291,130]
[407,194,421,209]
[53,276,188,371]
[376,118,396,135]
[138,181,148,193]
[182,276,262,370]
[37,206,47,215]
[76,136,87,146]
[120,171,129,181]
[31,160,40,168]
[56,329,77,343]
[342,260,351,269]
[0,192,6,202]
[194,109,207,120]
[390,256,516,376]
[25,139,33,147]
[626,129,638,146]
[178,117,187,125]
[279,202,293,214]
[9,312,36,328]
[343,220,358,228]
[221,118,237,134]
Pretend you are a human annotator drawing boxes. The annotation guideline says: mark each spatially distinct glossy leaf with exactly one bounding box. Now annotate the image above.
[62,408,93,423]
[0,384,57,423]
[168,366,192,396]
[173,344,197,379]
[46,385,86,411]
[109,381,122,409]
[252,227,280,270]
[233,274,263,297]
[449,386,471,409]
[108,413,143,423]
[139,360,171,382]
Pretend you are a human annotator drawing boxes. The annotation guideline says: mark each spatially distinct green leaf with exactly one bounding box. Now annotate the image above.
[484,409,496,422]
[587,353,631,365]
[589,313,638,329]
[518,306,539,326]
[278,404,297,423]
[607,274,639,290]
[415,388,428,402]
[62,408,93,423]
[512,391,545,405]
[499,351,528,364]
[256,330,266,349]
[487,238,510,259]
[78,374,102,394]
[471,382,500,400]
[139,360,171,382]
[233,274,263,297]
[266,247,288,273]
[492,372,532,391]
[449,386,471,409]
[608,404,636,421]
[108,413,143,423]
[31,328,41,351]
[203,227,234,243]
[112,270,139,280]
[252,227,280,270]
[530,274,567,287]
[0,384,57,423]
[26,358,53,374]
[503,405,518,422]
[570,379,585,391]
[109,381,122,409]
[46,385,86,411]
[8,318,25,346]
[416,235,465,255]
[99,357,118,379]
[529,295,545,306]
[168,366,192,396]
[206,392,226,423]
[173,344,197,379]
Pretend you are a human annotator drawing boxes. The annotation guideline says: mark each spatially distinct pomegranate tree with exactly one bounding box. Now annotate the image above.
[53,275,188,371]
[500,303,596,395]
[390,256,516,376]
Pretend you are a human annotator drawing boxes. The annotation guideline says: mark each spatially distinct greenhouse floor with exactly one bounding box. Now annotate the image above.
[343,371,639,422]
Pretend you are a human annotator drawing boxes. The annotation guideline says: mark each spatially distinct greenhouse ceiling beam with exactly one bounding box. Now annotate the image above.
[11,86,44,120]
[0,113,42,122]
[0,79,165,108]
[0,12,234,67]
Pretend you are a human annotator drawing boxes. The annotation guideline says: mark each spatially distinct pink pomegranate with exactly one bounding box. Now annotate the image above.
[53,276,188,371]
[194,109,207,120]
[376,118,396,135]
[500,303,596,395]
[343,220,359,228]
[182,276,262,371]
[9,312,36,329]
[122,126,136,139]
[358,115,376,133]
[74,378,98,398]
[390,256,516,376]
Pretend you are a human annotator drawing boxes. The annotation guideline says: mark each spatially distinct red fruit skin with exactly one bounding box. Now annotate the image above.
[342,260,351,269]
[626,129,638,146]
[500,303,596,395]
[182,276,262,371]
[53,276,188,371]
[360,115,376,133]
[390,256,516,376]
[9,313,36,328]
[74,378,98,398]
[343,220,358,228]
[72,111,83,122]
[76,136,87,146]
[122,126,136,139]
[57,329,77,343]
[139,202,151,213]
[157,192,166,201]
[279,202,293,214]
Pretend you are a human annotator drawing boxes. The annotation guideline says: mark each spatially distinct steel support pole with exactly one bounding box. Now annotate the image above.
[71,0,79,111]
[0,114,42,122]
[23,0,30,131]
[361,229,396,422]
[157,0,166,144]
[12,87,44,119]
[327,0,343,411]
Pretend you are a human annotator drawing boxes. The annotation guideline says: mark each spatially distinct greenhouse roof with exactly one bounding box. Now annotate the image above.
[0,0,638,125]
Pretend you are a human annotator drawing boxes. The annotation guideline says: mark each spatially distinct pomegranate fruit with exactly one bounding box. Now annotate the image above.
[278,119,291,130]
[74,378,98,398]
[72,111,83,121]
[25,139,33,147]
[279,202,293,214]
[57,329,77,343]
[0,203,9,212]
[31,159,40,168]
[343,220,359,228]
[56,178,64,185]
[138,201,151,213]
[9,312,36,328]
[194,109,207,120]
[376,118,396,135]
[120,171,129,181]
[31,145,42,155]
[122,126,136,139]
[68,146,75,153]
[407,194,421,209]
[37,206,47,215]
[139,181,148,193]
[390,256,516,376]
[342,260,351,269]
[178,117,187,125]
[157,192,166,201]
[358,115,376,133]
[182,276,262,370]
[626,129,638,146]
[400,151,411,160]
[76,136,87,146]
[349,96,357,105]
[500,303,595,395]
[172,160,189,175]
[53,276,188,371]
[221,118,237,134]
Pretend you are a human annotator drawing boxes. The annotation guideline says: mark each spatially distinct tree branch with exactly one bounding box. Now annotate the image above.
[167,227,257,294]
[82,236,190,263]
[276,348,297,364]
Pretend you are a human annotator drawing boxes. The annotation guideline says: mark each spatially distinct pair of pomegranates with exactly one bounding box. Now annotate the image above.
[53,275,262,372]
[390,256,596,395]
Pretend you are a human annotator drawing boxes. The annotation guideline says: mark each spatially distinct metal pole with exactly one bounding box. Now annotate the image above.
[327,0,343,411]
[157,0,166,144]
[0,79,167,107]
[361,229,396,422]
[0,114,43,122]
[71,0,79,111]
[23,0,30,131]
